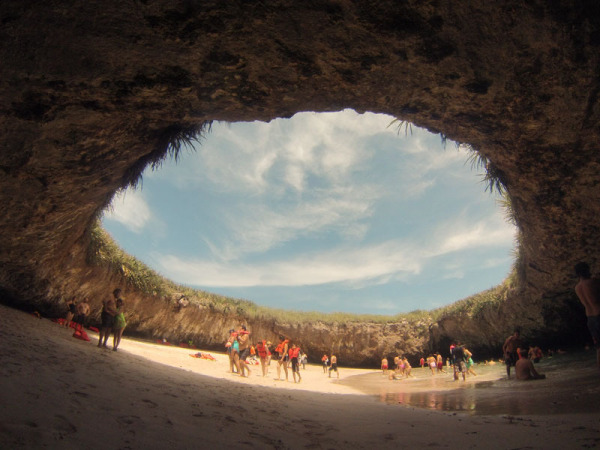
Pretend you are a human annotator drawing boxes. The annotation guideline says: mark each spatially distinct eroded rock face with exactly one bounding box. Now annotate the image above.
[1,1,599,364]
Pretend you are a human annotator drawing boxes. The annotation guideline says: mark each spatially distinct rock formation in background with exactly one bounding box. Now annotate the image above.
[1,1,599,364]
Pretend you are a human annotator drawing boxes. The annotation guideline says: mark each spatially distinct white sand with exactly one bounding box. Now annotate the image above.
[1,304,598,449]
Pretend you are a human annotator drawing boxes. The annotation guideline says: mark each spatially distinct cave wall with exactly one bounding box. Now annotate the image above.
[1,1,600,364]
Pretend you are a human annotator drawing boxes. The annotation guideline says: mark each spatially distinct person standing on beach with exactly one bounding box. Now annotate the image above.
[236,325,251,377]
[574,262,600,372]
[256,339,270,377]
[436,353,446,374]
[73,297,90,337]
[321,354,329,373]
[451,343,467,381]
[289,343,302,383]
[328,354,339,378]
[64,297,77,328]
[381,357,388,374]
[112,298,127,351]
[275,336,289,381]
[464,348,477,377]
[98,289,119,348]
[502,329,522,378]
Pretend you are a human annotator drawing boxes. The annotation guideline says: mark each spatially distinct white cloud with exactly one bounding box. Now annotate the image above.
[103,189,152,233]
[156,239,423,288]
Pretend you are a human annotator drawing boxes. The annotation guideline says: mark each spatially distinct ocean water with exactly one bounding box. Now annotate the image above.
[338,351,600,416]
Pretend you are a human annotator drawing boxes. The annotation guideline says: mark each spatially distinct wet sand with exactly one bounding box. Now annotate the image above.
[1,304,599,449]
[339,354,600,415]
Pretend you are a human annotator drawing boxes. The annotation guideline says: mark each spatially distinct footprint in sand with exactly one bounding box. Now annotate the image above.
[141,399,158,408]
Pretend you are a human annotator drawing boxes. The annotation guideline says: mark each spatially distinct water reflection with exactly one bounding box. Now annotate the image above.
[380,390,477,413]
[339,352,600,416]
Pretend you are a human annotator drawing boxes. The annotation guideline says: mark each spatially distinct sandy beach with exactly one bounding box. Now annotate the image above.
[1,304,599,449]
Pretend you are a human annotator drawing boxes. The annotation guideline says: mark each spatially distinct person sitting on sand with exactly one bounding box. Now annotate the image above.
[502,329,522,379]
[275,336,289,381]
[112,298,127,351]
[98,289,119,348]
[73,297,90,337]
[515,348,546,380]
[328,354,339,378]
[381,357,388,374]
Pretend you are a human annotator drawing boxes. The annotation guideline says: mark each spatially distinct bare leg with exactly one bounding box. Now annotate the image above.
[233,352,242,376]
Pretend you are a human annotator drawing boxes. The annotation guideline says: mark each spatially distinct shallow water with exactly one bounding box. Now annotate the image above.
[338,351,600,416]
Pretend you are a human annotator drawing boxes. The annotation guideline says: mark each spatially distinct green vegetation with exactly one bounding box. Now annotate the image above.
[87,220,521,328]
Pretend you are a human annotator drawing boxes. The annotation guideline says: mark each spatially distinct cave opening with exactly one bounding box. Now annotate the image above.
[102,110,517,316]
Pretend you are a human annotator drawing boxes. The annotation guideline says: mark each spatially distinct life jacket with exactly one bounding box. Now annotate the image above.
[289,347,301,359]
[275,339,289,354]
[257,340,270,358]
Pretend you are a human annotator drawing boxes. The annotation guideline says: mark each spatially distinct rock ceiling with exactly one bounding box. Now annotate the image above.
[1,1,599,319]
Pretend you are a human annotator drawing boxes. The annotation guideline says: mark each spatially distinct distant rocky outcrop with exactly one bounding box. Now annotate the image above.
[1,1,599,365]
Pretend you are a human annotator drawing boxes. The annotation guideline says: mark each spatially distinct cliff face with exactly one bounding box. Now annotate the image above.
[1,1,599,365]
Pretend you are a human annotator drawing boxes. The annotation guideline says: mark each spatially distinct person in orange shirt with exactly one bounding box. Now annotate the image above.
[256,339,271,377]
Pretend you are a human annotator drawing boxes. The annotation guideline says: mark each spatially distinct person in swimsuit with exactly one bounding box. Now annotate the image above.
[502,329,522,379]
[574,262,600,372]
[402,357,413,378]
[515,348,545,380]
[98,289,118,348]
[464,348,477,376]
[112,298,127,351]
[381,357,388,374]
[436,353,446,373]
[328,354,339,378]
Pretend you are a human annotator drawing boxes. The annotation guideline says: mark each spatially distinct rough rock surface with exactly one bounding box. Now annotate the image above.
[1,1,599,364]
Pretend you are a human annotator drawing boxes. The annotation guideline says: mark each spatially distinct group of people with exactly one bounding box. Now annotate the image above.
[63,288,127,351]
[381,355,412,379]
[502,329,546,380]
[97,288,127,351]
[320,354,339,378]
[225,330,309,383]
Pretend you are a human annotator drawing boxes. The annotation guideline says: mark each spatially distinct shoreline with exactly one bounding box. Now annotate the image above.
[1,304,599,449]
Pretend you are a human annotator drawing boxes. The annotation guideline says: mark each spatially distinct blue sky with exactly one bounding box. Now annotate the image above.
[102,110,516,315]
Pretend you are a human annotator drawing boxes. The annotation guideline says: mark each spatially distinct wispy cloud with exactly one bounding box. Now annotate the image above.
[103,189,152,233]
[156,210,514,289]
